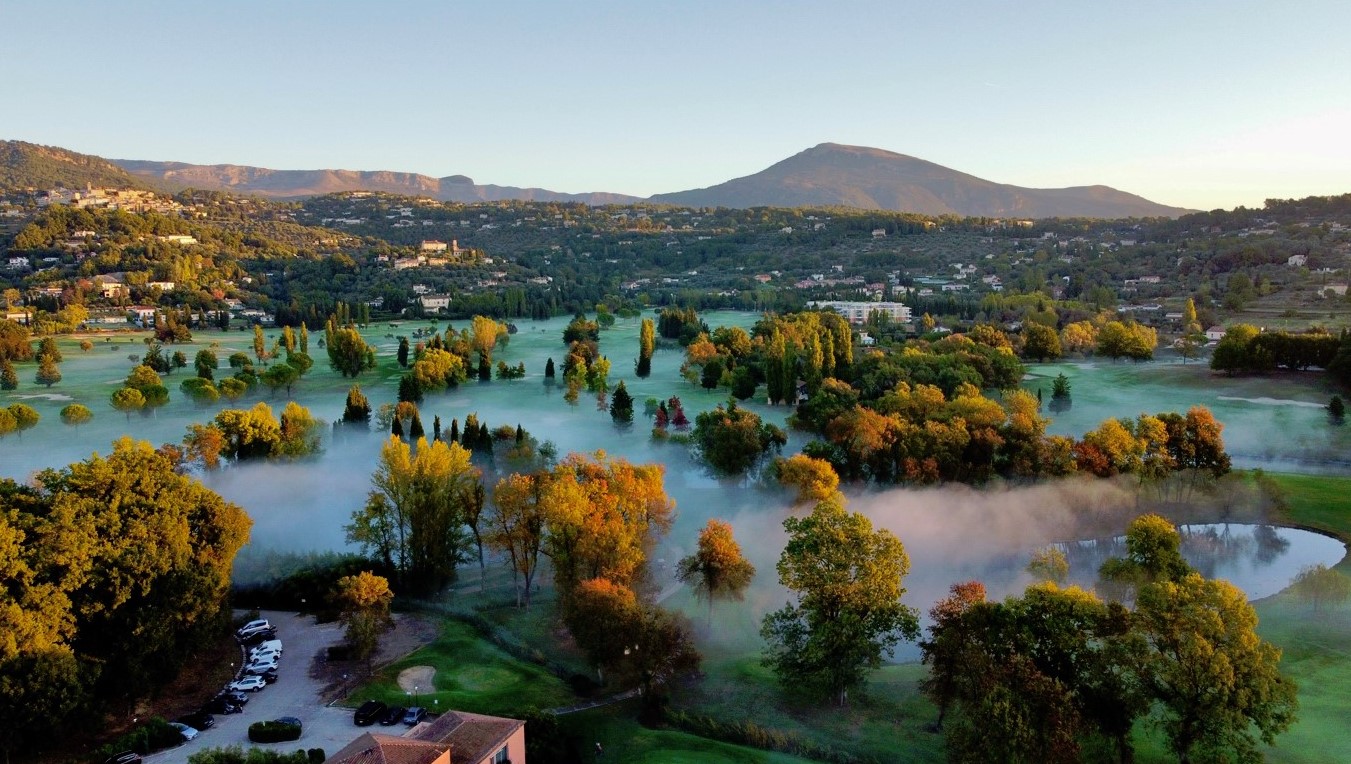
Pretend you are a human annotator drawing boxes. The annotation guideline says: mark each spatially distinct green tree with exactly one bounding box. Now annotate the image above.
[325,323,377,377]
[1051,372,1071,399]
[609,380,634,423]
[1135,573,1298,763]
[0,358,17,390]
[35,357,61,387]
[397,337,410,367]
[676,519,755,624]
[333,571,395,675]
[218,377,247,403]
[59,403,92,433]
[180,377,221,406]
[1027,546,1069,584]
[7,403,39,438]
[1328,395,1346,424]
[760,497,919,705]
[260,363,300,397]
[1210,324,1265,375]
[692,401,787,475]
[194,349,219,380]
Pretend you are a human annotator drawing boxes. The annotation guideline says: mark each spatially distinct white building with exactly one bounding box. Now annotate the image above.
[810,301,912,325]
[419,294,451,312]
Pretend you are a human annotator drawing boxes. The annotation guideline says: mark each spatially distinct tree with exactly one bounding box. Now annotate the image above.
[110,387,146,420]
[676,519,755,624]
[194,349,219,380]
[35,337,62,364]
[397,337,410,367]
[1210,324,1264,375]
[1289,563,1351,613]
[1099,513,1195,601]
[35,357,61,387]
[487,472,548,609]
[0,358,16,390]
[181,377,221,406]
[218,377,247,403]
[334,571,395,675]
[692,401,787,475]
[564,577,641,679]
[1328,395,1345,424]
[760,497,919,705]
[325,323,376,377]
[1027,546,1069,584]
[348,437,480,594]
[773,454,841,504]
[59,403,92,433]
[609,380,634,423]
[918,581,987,731]
[1020,323,1062,362]
[1134,573,1297,763]
[261,363,300,397]
[343,384,372,424]
[6,404,38,438]
[636,317,655,377]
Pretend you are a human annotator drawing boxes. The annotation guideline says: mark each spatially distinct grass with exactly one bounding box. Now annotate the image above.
[564,704,820,764]
[1267,473,1351,552]
[348,619,574,716]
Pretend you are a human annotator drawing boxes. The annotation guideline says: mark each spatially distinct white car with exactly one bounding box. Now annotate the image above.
[169,722,199,741]
[249,639,283,658]
[229,675,267,692]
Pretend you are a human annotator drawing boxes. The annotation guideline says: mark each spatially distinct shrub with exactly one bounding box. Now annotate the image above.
[306,749,325,763]
[248,720,302,744]
[97,717,185,757]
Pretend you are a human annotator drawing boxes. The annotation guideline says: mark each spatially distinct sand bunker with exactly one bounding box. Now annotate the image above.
[397,665,435,693]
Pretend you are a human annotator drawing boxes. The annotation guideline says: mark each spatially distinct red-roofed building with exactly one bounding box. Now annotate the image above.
[329,710,525,764]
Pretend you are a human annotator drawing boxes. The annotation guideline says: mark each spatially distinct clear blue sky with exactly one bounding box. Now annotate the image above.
[5,1,1349,210]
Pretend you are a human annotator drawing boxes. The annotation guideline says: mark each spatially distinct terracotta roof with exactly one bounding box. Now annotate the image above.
[414,710,524,764]
[328,732,448,764]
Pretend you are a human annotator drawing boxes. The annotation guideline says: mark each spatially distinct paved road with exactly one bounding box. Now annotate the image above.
[147,612,363,763]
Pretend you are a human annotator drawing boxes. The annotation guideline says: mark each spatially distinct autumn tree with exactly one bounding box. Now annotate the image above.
[760,497,919,705]
[773,454,842,504]
[676,519,756,624]
[636,317,655,377]
[342,384,371,424]
[1134,573,1297,763]
[0,358,17,390]
[1021,322,1062,362]
[110,386,145,420]
[918,581,987,731]
[348,437,480,594]
[7,404,39,438]
[325,321,377,377]
[334,571,395,675]
[59,403,92,433]
[487,472,549,608]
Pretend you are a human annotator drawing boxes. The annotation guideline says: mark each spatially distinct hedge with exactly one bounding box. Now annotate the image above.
[96,717,186,757]
[248,720,302,744]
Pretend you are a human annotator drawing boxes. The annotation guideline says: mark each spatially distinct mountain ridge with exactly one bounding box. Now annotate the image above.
[651,143,1193,218]
[2,139,1193,218]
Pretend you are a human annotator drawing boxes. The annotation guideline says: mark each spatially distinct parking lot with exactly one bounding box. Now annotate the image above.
[146,611,366,763]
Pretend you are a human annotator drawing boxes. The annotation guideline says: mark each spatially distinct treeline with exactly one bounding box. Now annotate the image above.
[0,439,251,761]
[1212,324,1343,375]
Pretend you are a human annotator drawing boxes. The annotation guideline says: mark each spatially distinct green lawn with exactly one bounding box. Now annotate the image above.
[348,619,574,716]
[564,704,820,764]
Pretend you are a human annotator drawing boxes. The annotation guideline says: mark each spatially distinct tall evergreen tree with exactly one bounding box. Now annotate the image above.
[409,412,425,440]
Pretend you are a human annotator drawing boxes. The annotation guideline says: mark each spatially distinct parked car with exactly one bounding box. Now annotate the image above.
[353,700,387,726]
[244,662,278,677]
[236,619,271,636]
[379,706,407,726]
[215,690,249,706]
[253,667,280,684]
[103,752,142,764]
[241,628,277,646]
[229,675,267,693]
[245,656,279,672]
[402,707,427,726]
[168,722,199,742]
[248,640,283,659]
[176,712,215,731]
[202,697,242,715]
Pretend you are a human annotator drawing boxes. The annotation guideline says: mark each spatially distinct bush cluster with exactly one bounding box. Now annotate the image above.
[247,720,302,744]
[97,717,185,757]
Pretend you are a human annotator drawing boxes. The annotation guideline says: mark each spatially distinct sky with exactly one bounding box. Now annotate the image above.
[4,1,1349,210]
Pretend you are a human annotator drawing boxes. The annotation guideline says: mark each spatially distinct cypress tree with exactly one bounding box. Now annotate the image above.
[1,358,18,390]
[397,337,410,367]
[433,415,442,441]
[544,357,556,381]
[449,418,460,443]
[409,412,425,440]
[391,414,404,439]
[610,380,634,422]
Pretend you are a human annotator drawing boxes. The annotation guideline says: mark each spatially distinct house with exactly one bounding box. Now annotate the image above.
[419,294,452,313]
[126,306,159,326]
[871,228,887,239]
[97,275,128,299]
[147,281,176,292]
[1205,326,1226,342]
[156,234,198,246]
[808,300,912,324]
[1322,284,1348,298]
[328,709,525,764]
[420,240,449,253]
[1287,254,1308,267]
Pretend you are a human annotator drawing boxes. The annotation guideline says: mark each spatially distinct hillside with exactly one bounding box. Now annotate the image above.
[0,140,148,191]
[650,143,1193,218]
[113,159,641,205]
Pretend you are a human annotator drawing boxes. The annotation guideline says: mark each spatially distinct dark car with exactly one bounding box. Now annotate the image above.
[103,753,142,764]
[215,690,249,707]
[241,628,277,646]
[379,705,407,726]
[176,712,215,731]
[258,667,280,684]
[202,697,242,715]
[402,707,427,726]
[353,700,387,727]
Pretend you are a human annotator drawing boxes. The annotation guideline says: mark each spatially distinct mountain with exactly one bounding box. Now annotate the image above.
[111,160,640,205]
[0,141,148,192]
[650,143,1192,218]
